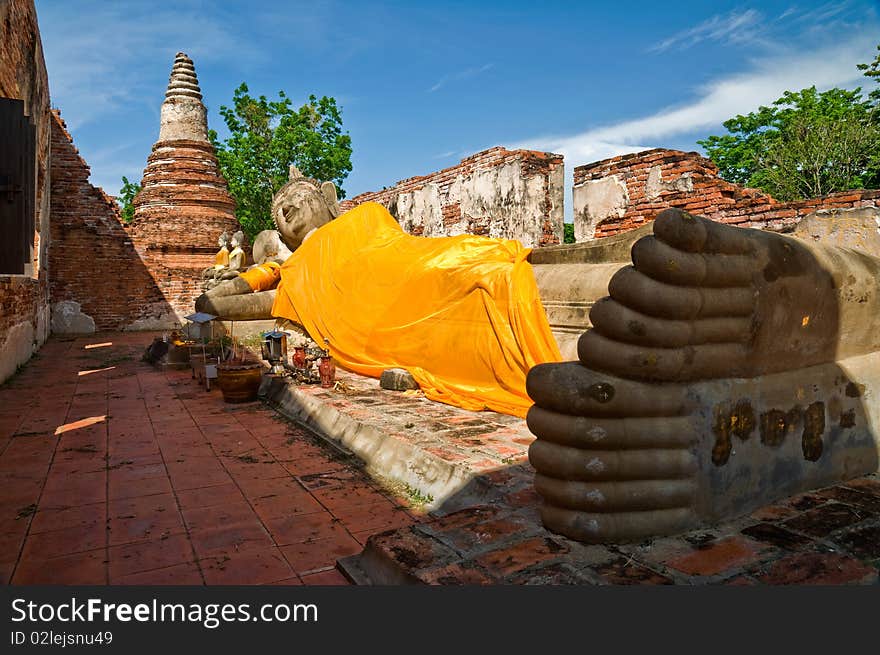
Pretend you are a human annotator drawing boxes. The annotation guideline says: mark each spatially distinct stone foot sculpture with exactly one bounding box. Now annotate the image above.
[195,277,276,320]
[527,208,880,543]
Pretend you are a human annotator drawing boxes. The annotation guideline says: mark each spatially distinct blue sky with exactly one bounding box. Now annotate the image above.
[34,1,880,220]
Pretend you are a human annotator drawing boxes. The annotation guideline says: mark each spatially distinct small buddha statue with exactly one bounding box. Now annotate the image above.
[213,231,230,270]
[201,230,247,290]
[227,231,246,275]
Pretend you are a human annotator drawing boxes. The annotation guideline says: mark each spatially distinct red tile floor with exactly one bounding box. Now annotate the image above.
[0,333,419,585]
[3,332,879,585]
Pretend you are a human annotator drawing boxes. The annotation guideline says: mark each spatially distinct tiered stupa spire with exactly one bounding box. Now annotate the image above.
[130,52,238,249]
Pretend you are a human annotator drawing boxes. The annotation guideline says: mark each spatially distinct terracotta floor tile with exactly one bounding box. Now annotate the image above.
[30,502,106,534]
[12,548,107,585]
[108,492,178,520]
[108,513,185,544]
[167,467,231,491]
[0,528,28,563]
[269,575,304,585]
[331,502,413,534]
[200,547,293,585]
[592,557,674,585]
[108,533,195,580]
[108,461,166,481]
[40,476,107,508]
[182,502,259,532]
[108,474,173,500]
[263,512,346,545]
[189,521,275,559]
[113,562,204,585]
[235,475,304,499]
[474,537,570,578]
[753,552,879,585]
[0,559,16,584]
[280,532,363,575]
[20,521,106,560]
[311,485,388,511]
[301,568,351,585]
[50,451,107,475]
[283,456,347,477]
[251,490,326,522]
[664,536,771,577]
[0,482,43,511]
[175,483,246,510]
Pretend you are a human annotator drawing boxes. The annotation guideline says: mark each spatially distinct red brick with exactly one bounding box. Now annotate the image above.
[664,536,768,576]
[754,552,878,585]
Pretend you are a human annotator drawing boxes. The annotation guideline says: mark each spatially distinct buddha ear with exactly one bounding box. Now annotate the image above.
[321,181,340,218]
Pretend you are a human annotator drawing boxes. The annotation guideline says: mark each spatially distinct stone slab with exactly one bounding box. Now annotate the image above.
[260,370,533,513]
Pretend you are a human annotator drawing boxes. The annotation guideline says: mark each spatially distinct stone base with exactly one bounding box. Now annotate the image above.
[220,319,277,339]
[529,350,880,544]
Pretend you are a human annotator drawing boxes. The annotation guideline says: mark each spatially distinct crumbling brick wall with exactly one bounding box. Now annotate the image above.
[49,111,172,330]
[0,0,52,384]
[340,147,564,247]
[125,198,239,329]
[573,149,880,240]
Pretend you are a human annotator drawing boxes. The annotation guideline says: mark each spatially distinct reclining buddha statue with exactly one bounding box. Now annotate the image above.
[197,166,571,416]
[197,167,880,543]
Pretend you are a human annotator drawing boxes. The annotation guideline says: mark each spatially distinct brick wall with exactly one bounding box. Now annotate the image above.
[340,147,564,248]
[0,0,52,384]
[48,111,173,329]
[573,148,880,240]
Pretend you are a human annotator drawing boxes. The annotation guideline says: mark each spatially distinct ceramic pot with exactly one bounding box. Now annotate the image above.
[318,355,335,389]
[217,361,263,402]
[292,346,307,369]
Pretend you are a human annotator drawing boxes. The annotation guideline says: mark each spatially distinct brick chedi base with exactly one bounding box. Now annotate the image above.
[128,52,239,327]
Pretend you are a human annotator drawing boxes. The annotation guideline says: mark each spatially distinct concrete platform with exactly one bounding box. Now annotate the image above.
[261,371,534,515]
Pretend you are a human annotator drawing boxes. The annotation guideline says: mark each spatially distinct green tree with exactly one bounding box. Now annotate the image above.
[210,83,353,239]
[117,175,141,222]
[698,49,880,201]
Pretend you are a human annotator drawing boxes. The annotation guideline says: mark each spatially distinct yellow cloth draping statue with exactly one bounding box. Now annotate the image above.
[198,169,561,417]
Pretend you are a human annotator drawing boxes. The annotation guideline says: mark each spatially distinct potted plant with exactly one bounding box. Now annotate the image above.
[216,338,263,402]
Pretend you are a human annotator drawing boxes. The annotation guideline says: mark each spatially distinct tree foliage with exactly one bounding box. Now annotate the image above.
[698,47,880,201]
[117,175,141,223]
[210,83,353,239]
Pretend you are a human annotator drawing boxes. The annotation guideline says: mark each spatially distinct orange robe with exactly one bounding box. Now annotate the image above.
[271,202,562,417]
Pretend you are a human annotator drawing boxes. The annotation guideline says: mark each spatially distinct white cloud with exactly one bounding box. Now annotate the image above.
[514,35,875,164]
[511,34,877,221]
[428,63,494,93]
[36,0,262,129]
[649,9,762,53]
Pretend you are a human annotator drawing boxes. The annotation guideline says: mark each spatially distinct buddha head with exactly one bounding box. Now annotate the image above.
[271,166,340,251]
[217,231,229,250]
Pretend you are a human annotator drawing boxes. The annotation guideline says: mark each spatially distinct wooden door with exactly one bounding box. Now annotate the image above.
[0,97,36,275]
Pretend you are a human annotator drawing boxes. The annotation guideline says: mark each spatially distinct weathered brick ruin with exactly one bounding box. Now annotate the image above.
[573,148,880,240]
[49,111,170,330]
[128,52,240,327]
[1,22,242,383]
[340,147,564,248]
[0,0,51,383]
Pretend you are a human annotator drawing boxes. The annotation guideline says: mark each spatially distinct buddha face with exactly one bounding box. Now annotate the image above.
[273,183,336,251]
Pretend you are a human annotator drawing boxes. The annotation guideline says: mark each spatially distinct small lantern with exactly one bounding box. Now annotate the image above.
[262,330,289,375]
